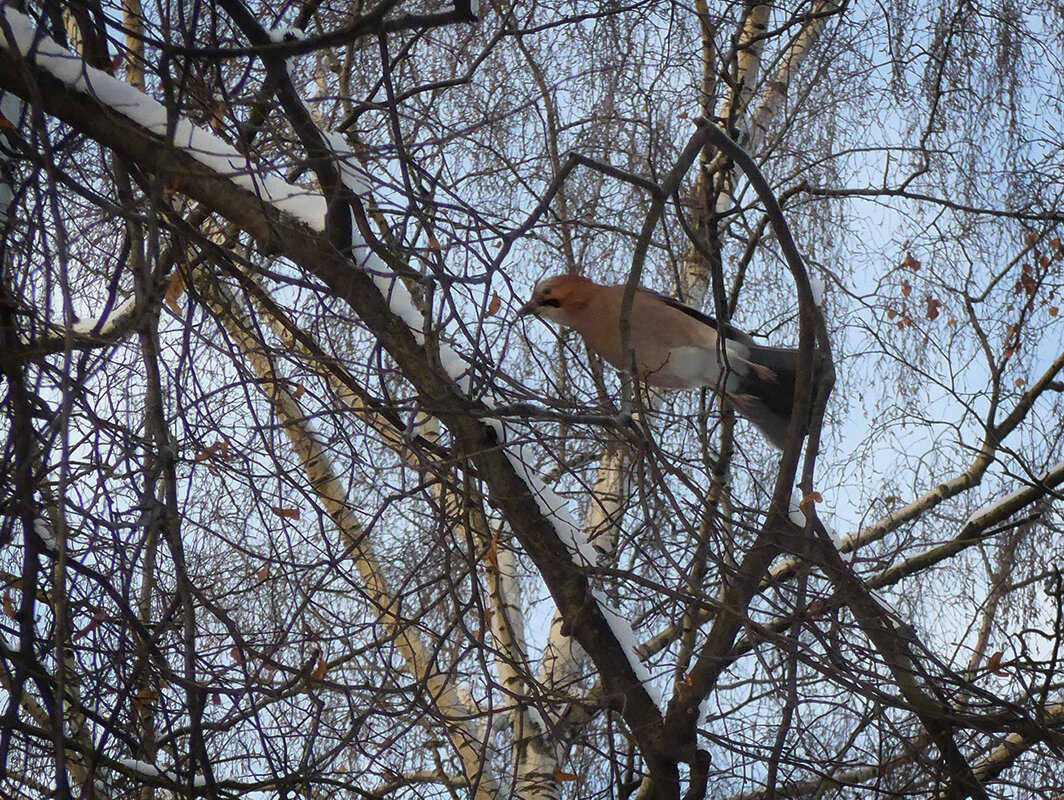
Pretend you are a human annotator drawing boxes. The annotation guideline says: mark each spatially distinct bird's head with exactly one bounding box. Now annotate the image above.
[516,274,595,327]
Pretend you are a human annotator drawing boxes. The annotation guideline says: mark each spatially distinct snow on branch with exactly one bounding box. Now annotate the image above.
[0,0,664,740]
[965,458,1064,528]
[0,4,616,568]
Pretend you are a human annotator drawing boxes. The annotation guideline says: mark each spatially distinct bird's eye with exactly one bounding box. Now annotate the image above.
[542,287,553,297]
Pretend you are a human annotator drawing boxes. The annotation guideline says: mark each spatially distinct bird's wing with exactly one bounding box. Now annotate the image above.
[649,290,756,346]
[624,289,754,388]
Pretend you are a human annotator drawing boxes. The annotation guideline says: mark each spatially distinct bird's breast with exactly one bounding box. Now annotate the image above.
[640,345,723,389]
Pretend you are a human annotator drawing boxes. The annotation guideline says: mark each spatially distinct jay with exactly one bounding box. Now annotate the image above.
[517,274,813,449]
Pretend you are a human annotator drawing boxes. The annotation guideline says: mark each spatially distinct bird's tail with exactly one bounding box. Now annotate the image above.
[729,345,819,449]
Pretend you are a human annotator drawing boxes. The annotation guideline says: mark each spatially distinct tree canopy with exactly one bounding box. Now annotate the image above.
[1,1,1063,799]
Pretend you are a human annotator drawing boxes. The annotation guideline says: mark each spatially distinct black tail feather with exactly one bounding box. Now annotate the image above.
[735,345,820,449]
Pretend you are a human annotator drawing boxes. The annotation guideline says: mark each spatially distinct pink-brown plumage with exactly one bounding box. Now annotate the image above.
[518,274,811,448]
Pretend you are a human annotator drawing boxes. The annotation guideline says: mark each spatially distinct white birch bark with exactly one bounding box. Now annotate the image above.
[743,0,839,154]
[238,265,543,796]
[190,268,500,800]
[683,2,842,297]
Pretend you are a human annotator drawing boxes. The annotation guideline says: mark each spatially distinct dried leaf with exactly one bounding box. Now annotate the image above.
[231,645,244,664]
[1050,307,1059,318]
[1024,231,1039,247]
[74,610,107,641]
[901,280,912,298]
[799,491,823,513]
[553,764,579,783]
[195,440,230,462]
[887,308,897,320]
[211,101,227,133]
[256,565,270,581]
[988,650,1007,676]
[292,384,306,400]
[926,297,942,321]
[165,271,186,315]
[484,532,499,572]
[487,292,502,317]
[901,252,921,270]
[312,658,328,681]
[3,591,17,619]
[133,687,158,713]
[1051,237,1062,251]
[271,506,301,521]
[1015,377,1027,388]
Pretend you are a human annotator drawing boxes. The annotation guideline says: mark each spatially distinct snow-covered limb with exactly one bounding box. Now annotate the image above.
[115,758,191,784]
[502,438,599,567]
[808,273,825,307]
[0,4,592,564]
[212,7,653,784]
[0,4,673,781]
[1,10,327,228]
[641,456,1061,690]
[966,458,1064,526]
[967,702,1064,786]
[19,295,142,353]
[869,458,1064,590]
[70,296,138,336]
[762,349,1064,592]
[593,588,662,707]
[321,130,374,196]
[32,518,56,551]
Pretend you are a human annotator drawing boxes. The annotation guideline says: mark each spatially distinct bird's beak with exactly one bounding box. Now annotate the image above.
[516,298,538,317]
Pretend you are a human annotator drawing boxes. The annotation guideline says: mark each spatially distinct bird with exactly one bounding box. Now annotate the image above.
[517,274,815,449]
